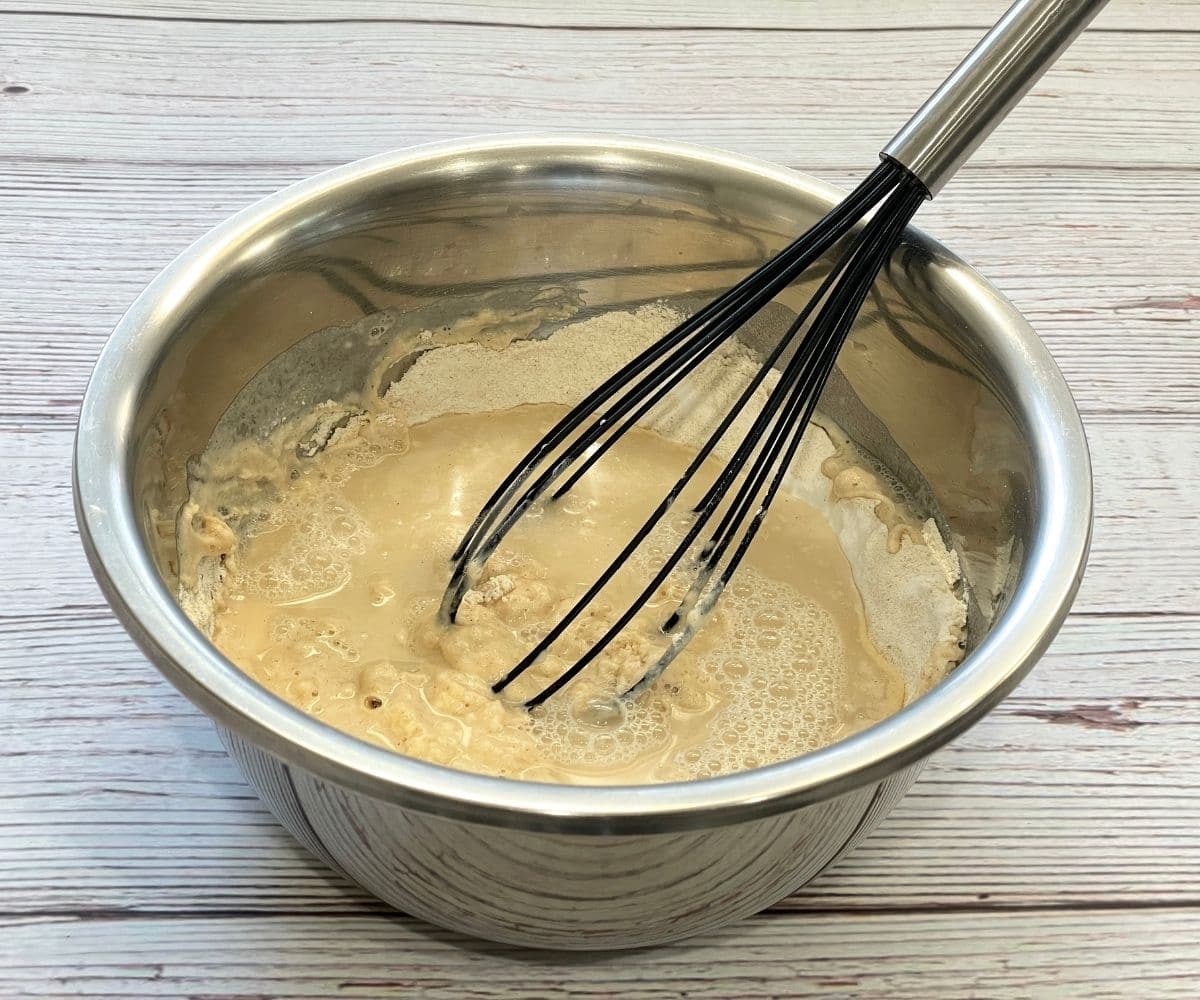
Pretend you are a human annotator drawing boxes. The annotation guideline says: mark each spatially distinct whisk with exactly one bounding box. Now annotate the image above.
[441,0,1108,708]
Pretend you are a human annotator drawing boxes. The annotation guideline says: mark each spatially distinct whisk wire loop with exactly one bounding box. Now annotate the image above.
[467,163,925,707]
[643,183,929,692]
[520,177,927,707]
[439,162,904,626]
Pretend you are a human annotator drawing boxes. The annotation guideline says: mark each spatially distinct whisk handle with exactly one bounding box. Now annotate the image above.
[882,0,1109,197]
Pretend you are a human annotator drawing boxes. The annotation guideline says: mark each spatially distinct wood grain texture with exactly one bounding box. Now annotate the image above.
[4,14,1198,172]
[3,605,1197,917]
[8,0,1200,31]
[4,911,1200,999]
[1,0,1198,994]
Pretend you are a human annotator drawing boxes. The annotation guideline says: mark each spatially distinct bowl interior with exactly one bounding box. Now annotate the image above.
[133,143,1030,654]
[78,137,1090,828]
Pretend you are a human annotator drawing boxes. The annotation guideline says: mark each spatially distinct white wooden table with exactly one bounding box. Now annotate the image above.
[2,2,1198,996]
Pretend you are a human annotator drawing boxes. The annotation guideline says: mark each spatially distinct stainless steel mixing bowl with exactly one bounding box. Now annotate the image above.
[74,135,1091,949]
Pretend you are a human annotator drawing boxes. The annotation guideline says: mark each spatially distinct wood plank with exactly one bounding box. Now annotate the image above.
[6,0,1198,32]
[1,699,1196,916]
[2,454,1197,917]
[4,910,1199,998]
[4,413,1196,620]
[2,162,1198,428]
[3,15,1197,173]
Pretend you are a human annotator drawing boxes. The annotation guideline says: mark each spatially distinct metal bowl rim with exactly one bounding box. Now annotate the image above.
[74,132,1092,834]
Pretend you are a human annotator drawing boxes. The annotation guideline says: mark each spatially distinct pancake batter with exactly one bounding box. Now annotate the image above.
[179,303,967,784]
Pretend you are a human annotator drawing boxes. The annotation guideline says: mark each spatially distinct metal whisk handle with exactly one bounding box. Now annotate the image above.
[883,0,1109,196]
